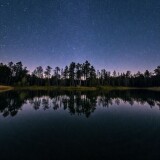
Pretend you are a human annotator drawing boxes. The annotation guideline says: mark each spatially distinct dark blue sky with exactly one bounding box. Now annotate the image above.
[0,0,160,73]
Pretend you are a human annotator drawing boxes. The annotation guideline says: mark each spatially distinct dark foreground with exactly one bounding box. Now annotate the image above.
[0,90,160,160]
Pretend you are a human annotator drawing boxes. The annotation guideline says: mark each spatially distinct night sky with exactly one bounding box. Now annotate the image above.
[0,0,160,73]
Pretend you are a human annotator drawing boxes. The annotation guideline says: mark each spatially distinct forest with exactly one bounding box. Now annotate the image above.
[0,61,160,87]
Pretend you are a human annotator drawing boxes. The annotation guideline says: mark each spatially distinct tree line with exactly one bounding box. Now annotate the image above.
[0,61,160,87]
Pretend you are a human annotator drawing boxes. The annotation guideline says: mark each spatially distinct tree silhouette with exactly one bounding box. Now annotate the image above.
[63,66,69,86]
[154,66,160,76]
[44,66,52,79]
[69,62,76,86]
[76,63,82,86]
[54,67,60,86]
[44,66,52,85]
[0,61,160,87]
[33,66,43,78]
[82,61,91,84]
[0,63,12,85]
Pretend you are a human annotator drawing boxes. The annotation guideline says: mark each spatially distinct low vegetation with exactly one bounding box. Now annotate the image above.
[1,85,160,92]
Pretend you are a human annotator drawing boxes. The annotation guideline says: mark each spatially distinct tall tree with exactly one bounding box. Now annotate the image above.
[63,66,69,86]
[54,67,60,86]
[0,63,11,84]
[44,66,52,86]
[69,62,76,86]
[13,62,28,85]
[64,66,69,79]
[89,66,96,86]
[32,66,43,78]
[76,63,82,86]
[154,66,160,76]
[44,66,52,79]
[144,70,151,78]
[82,60,91,85]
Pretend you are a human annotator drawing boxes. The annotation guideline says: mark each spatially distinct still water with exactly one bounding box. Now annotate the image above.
[0,90,160,159]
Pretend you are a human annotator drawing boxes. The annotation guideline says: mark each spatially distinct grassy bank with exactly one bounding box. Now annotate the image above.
[14,86,97,91]
[1,85,160,92]
[144,87,160,91]
[14,86,160,91]
[15,86,135,91]
[0,85,14,92]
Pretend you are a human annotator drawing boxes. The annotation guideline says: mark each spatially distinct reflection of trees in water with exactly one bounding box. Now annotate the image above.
[64,93,97,117]
[0,91,27,117]
[33,98,41,110]
[52,95,63,110]
[97,96,113,107]
[29,97,41,110]
[0,90,160,117]
[52,93,96,117]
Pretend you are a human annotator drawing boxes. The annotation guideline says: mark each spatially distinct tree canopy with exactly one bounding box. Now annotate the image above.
[0,61,160,87]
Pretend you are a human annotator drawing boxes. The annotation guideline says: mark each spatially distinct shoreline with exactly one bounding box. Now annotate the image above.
[0,85,160,92]
[0,86,14,93]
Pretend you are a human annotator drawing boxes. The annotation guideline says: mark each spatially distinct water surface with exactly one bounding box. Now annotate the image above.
[0,90,160,159]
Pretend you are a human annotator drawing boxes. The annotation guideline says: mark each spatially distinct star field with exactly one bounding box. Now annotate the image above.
[0,0,160,72]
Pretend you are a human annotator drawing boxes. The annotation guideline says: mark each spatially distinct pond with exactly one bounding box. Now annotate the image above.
[0,90,160,159]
